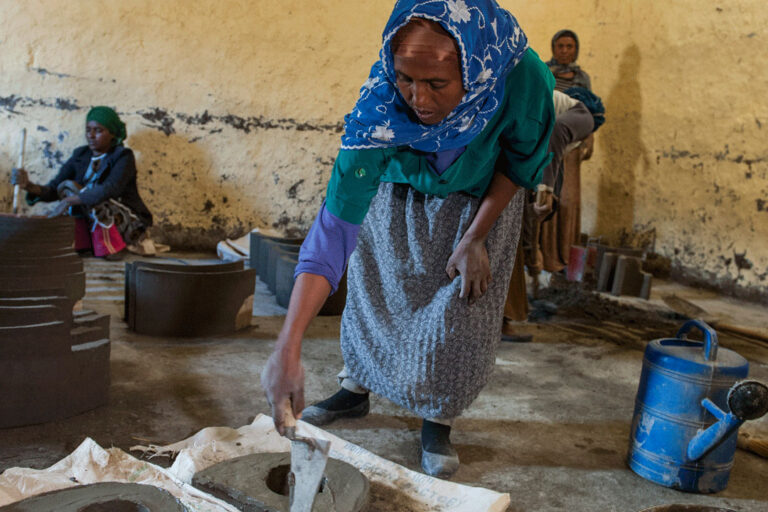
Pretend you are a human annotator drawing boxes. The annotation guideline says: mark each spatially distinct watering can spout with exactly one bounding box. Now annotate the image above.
[686,399,742,461]
[687,380,768,462]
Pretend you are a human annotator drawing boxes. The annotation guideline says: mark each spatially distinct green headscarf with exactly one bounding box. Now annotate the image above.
[86,106,127,146]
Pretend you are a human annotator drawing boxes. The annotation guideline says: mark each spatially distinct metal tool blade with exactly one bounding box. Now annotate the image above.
[288,434,330,512]
[280,401,331,512]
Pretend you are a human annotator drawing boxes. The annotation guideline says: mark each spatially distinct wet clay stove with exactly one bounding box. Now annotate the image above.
[192,452,369,512]
[0,482,188,512]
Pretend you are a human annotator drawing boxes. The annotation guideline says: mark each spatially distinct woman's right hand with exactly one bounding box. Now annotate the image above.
[10,168,29,189]
[261,342,305,436]
[259,273,331,436]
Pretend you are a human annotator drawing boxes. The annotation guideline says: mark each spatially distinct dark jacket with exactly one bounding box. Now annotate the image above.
[28,145,152,227]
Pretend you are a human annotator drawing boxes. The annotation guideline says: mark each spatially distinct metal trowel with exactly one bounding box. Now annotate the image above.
[282,403,330,512]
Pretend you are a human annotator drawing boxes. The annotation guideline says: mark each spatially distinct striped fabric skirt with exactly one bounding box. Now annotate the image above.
[340,182,524,419]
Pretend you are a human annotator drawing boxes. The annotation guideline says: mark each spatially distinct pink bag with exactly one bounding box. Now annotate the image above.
[74,218,125,257]
[91,222,126,257]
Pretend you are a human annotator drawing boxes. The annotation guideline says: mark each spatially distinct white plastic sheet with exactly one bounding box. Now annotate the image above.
[0,415,510,511]
[0,438,238,511]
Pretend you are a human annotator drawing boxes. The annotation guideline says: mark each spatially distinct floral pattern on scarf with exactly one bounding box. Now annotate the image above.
[341,0,528,152]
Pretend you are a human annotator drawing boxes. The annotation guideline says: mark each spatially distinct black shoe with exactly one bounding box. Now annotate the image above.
[420,420,459,478]
[300,388,369,426]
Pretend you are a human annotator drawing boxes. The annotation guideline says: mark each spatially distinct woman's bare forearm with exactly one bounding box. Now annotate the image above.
[276,273,332,355]
[25,183,43,196]
[462,172,520,243]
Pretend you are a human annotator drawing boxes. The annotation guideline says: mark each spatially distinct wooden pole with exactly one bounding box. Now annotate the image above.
[12,128,26,214]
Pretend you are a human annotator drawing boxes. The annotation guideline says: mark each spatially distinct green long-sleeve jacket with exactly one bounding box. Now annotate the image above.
[326,48,555,225]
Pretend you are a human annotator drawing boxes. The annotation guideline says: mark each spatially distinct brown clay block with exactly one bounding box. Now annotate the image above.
[596,253,619,292]
[611,255,652,299]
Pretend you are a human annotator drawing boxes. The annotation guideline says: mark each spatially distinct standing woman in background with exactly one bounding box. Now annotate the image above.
[547,29,591,91]
[262,0,554,478]
[11,106,153,259]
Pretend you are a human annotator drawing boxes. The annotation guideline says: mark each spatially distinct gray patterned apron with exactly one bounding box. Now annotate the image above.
[340,182,524,419]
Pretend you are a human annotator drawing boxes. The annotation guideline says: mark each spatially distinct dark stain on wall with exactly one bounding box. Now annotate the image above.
[55,98,80,111]
[660,146,700,162]
[757,199,766,212]
[177,110,214,126]
[657,144,768,171]
[4,96,344,139]
[1,95,81,113]
[715,145,731,160]
[41,97,81,111]
[139,108,176,136]
[286,179,305,199]
[673,252,768,304]
[33,67,72,78]
[41,141,65,169]
[177,109,343,135]
[734,251,754,271]
[0,95,22,113]
[271,212,306,238]
[315,156,335,167]
[201,199,215,213]
[219,114,251,132]
[711,145,766,166]
[138,108,343,136]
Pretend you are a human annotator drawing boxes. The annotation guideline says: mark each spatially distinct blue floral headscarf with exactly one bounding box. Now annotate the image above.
[341,0,528,152]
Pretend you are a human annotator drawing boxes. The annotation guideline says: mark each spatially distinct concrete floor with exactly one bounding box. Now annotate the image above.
[1,253,767,511]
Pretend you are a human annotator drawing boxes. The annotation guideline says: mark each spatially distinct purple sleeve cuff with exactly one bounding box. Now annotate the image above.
[295,202,360,294]
[423,146,466,175]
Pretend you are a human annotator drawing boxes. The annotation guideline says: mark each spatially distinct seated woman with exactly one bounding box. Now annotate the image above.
[11,106,153,258]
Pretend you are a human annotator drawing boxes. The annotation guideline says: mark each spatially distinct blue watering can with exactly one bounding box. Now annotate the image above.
[627,319,768,493]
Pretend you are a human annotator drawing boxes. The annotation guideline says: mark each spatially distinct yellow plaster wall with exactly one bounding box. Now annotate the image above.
[1,1,766,298]
[512,0,768,299]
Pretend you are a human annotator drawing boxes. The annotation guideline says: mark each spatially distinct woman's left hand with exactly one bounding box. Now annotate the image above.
[47,201,71,218]
[47,195,81,218]
[446,237,490,304]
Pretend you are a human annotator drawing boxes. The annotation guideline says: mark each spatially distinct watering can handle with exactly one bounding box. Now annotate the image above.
[677,319,718,361]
